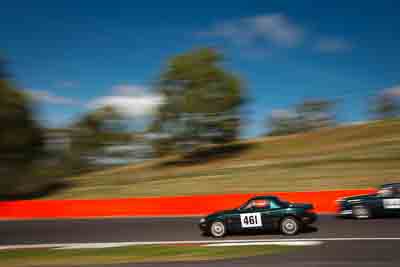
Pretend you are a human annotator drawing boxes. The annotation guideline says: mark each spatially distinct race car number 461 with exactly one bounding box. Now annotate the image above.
[383,199,400,209]
[240,213,262,228]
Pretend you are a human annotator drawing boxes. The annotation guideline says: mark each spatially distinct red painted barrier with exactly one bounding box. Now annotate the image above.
[0,189,376,219]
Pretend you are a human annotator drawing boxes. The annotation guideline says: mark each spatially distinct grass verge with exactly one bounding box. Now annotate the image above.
[0,245,294,267]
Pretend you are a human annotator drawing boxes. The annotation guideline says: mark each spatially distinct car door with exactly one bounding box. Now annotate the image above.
[256,206,275,231]
[225,210,243,233]
[238,199,275,232]
[261,199,286,231]
[228,200,264,232]
[223,200,255,233]
[227,199,280,233]
[238,207,264,232]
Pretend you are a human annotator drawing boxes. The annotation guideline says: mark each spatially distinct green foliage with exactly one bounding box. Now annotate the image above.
[295,99,336,131]
[150,48,245,156]
[70,106,131,156]
[0,65,44,195]
[268,111,300,136]
[370,92,400,119]
[268,99,336,136]
[0,245,292,266]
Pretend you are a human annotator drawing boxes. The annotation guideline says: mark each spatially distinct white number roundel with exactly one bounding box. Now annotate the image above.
[240,213,262,228]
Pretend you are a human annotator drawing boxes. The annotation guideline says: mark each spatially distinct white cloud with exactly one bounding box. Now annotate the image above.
[315,37,352,53]
[201,13,352,54]
[111,84,149,96]
[27,90,80,106]
[203,14,304,47]
[270,109,296,119]
[249,14,304,47]
[203,13,304,48]
[87,84,163,117]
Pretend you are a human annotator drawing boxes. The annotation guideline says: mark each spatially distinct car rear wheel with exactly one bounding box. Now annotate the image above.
[280,217,300,235]
[352,205,371,219]
[210,221,226,238]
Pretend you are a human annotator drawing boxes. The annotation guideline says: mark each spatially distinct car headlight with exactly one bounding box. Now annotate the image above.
[200,218,206,223]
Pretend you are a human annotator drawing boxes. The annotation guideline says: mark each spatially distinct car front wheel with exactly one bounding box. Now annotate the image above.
[280,217,300,235]
[210,221,226,238]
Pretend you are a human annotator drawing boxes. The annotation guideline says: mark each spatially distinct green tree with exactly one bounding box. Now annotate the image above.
[295,99,336,132]
[267,99,336,136]
[0,61,44,195]
[371,91,400,119]
[150,48,245,156]
[70,106,130,157]
[267,110,300,136]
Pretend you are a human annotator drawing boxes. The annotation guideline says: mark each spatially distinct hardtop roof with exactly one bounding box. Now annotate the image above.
[251,195,281,201]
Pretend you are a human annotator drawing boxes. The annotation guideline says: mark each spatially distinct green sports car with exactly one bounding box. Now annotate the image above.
[337,183,400,219]
[199,195,317,237]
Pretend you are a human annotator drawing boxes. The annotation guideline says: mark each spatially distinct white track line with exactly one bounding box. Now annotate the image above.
[204,241,323,247]
[1,237,400,250]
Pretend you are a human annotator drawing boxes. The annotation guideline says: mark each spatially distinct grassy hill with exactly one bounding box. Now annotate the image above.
[50,119,400,199]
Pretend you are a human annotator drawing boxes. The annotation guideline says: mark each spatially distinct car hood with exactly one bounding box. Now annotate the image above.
[289,203,313,210]
[207,209,236,218]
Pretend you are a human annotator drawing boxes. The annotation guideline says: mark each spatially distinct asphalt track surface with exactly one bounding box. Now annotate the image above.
[1,215,400,266]
[94,240,400,267]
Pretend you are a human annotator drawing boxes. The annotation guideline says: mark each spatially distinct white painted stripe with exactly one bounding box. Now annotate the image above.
[2,237,400,250]
[55,244,134,249]
[204,241,323,247]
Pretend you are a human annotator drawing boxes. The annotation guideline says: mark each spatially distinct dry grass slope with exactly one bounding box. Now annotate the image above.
[52,119,400,199]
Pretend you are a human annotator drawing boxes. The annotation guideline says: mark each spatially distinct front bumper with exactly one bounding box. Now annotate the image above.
[199,222,208,231]
[199,218,209,233]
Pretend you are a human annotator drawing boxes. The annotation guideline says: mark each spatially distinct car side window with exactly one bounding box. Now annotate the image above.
[270,200,281,209]
[253,199,270,210]
[242,199,270,211]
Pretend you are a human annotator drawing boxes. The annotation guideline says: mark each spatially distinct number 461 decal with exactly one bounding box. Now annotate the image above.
[240,213,262,228]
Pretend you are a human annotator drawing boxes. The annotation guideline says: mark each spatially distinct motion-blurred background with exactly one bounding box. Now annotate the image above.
[1,1,400,200]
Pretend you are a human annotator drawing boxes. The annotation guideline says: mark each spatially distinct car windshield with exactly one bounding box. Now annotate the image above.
[238,200,253,210]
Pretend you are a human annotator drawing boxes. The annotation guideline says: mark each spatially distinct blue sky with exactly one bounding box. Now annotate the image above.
[2,1,400,137]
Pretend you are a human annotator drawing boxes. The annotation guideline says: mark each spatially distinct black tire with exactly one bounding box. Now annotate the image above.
[210,221,226,238]
[352,205,371,219]
[280,216,300,235]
